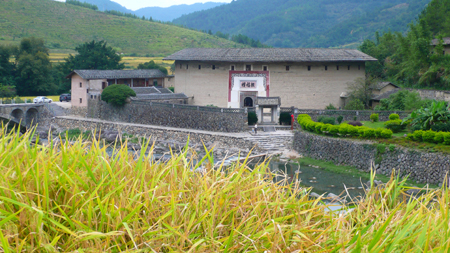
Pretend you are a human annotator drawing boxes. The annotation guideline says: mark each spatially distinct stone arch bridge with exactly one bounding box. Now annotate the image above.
[0,104,44,127]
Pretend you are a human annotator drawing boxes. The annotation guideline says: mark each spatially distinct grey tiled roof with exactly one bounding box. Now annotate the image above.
[431,37,450,45]
[372,88,400,101]
[374,82,399,90]
[66,69,166,79]
[132,87,161,94]
[134,93,188,100]
[163,48,377,62]
[132,87,174,95]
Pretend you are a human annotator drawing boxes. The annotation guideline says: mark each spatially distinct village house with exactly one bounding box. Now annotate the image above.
[164,48,377,109]
[431,37,450,55]
[66,69,182,107]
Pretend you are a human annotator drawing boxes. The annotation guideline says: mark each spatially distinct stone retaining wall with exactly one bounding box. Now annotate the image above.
[52,117,260,156]
[293,131,450,186]
[86,100,247,133]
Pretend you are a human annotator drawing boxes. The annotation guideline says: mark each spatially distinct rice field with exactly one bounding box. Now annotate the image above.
[1,126,450,251]
[49,53,174,73]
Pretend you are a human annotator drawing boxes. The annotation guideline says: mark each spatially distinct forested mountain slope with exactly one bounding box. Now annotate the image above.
[0,0,242,56]
[173,0,431,48]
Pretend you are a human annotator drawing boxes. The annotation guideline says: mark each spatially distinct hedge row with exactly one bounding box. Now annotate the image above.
[407,130,450,145]
[298,114,393,139]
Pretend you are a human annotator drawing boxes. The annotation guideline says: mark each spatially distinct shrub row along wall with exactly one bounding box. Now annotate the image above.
[295,109,409,122]
[52,116,261,155]
[87,100,248,133]
[293,131,450,186]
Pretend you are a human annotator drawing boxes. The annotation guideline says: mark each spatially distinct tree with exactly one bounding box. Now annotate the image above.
[15,37,56,96]
[0,45,17,87]
[346,76,378,109]
[101,84,136,106]
[0,84,16,99]
[137,61,168,75]
[344,98,365,110]
[57,40,125,93]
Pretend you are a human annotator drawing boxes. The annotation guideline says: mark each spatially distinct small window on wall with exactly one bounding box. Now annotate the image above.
[80,98,82,104]
[79,82,82,88]
[325,66,328,71]
[263,65,268,71]
[198,65,201,70]
[246,65,252,71]
[286,66,290,71]
[91,95,93,99]
[230,65,235,70]
[337,65,339,70]
[186,64,188,70]
[308,66,311,71]
[153,79,158,86]
[102,82,106,89]
[358,65,361,70]
[212,65,216,70]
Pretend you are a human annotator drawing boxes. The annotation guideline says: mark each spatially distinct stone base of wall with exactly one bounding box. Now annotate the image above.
[52,116,261,157]
[293,131,450,186]
[87,100,247,133]
[295,110,408,122]
[70,106,88,118]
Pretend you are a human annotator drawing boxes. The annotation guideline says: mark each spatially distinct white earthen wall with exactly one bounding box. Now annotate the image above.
[174,61,366,109]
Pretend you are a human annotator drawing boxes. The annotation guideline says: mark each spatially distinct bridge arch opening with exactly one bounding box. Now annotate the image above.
[26,108,39,126]
[11,109,24,123]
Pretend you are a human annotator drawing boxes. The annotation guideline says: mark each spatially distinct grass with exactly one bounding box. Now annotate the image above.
[361,120,408,137]
[2,126,450,251]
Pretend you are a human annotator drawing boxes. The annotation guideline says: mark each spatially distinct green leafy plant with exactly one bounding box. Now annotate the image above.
[370,113,379,122]
[325,103,337,110]
[388,144,396,152]
[381,129,393,139]
[248,112,258,125]
[434,132,444,144]
[384,119,405,133]
[279,112,292,125]
[376,144,386,154]
[389,113,400,120]
[317,116,336,125]
[101,84,136,106]
[423,130,436,143]
[403,101,450,131]
[337,115,344,124]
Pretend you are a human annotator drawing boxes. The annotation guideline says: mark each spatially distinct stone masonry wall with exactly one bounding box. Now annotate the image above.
[52,116,260,155]
[86,100,247,133]
[294,131,450,186]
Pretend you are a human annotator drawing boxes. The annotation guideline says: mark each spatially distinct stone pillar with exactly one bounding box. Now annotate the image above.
[255,105,262,124]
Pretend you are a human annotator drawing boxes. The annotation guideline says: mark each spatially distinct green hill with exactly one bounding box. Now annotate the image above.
[173,0,431,48]
[0,0,243,56]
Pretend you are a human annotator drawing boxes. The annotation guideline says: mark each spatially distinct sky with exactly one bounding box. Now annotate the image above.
[54,0,232,10]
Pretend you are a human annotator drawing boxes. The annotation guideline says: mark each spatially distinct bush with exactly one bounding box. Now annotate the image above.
[389,144,396,152]
[338,124,348,136]
[434,132,445,143]
[168,87,175,92]
[422,130,436,143]
[370,113,379,122]
[413,130,424,141]
[444,132,450,145]
[344,98,364,110]
[317,116,336,125]
[384,119,404,133]
[248,112,258,125]
[363,128,376,138]
[389,113,400,120]
[328,125,340,136]
[337,115,343,124]
[347,125,358,136]
[353,116,358,121]
[358,128,365,137]
[348,121,363,127]
[376,144,386,154]
[381,129,393,139]
[374,128,383,138]
[431,122,450,132]
[325,103,337,110]
[315,123,323,134]
[279,112,292,125]
[321,124,331,133]
[101,84,136,106]
[406,133,414,140]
